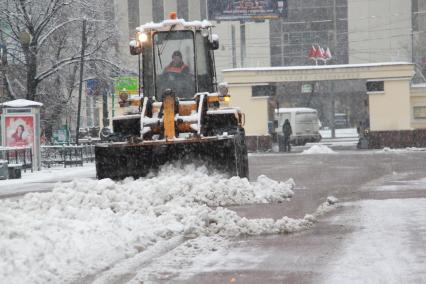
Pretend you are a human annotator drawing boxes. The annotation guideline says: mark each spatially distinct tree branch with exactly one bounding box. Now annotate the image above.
[36,32,116,82]
[34,0,74,41]
[38,18,81,49]
[18,0,35,34]
[5,74,17,100]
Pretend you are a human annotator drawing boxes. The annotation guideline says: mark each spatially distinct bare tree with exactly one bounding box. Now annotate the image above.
[0,0,123,100]
[0,0,128,140]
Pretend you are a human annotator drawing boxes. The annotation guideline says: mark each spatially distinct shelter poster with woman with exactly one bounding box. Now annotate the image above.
[5,116,35,148]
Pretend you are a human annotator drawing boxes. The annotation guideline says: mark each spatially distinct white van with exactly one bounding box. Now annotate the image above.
[275,108,321,145]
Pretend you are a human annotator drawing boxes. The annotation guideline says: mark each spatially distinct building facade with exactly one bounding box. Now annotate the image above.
[348,0,412,64]
[270,0,349,67]
[113,1,426,72]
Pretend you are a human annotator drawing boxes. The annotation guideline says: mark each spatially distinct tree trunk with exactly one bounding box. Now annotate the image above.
[26,51,38,101]
[0,39,11,101]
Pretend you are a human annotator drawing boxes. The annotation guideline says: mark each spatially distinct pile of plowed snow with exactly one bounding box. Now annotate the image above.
[0,164,328,283]
[302,145,336,154]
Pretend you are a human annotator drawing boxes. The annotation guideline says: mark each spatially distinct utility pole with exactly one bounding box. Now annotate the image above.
[76,19,87,145]
[411,4,416,64]
[331,0,337,139]
[102,83,109,128]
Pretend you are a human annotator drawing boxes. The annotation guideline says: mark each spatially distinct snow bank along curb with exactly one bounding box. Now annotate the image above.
[0,164,337,283]
[377,147,426,153]
[302,145,336,154]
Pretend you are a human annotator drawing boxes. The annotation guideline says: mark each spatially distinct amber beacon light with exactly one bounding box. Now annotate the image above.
[169,12,177,19]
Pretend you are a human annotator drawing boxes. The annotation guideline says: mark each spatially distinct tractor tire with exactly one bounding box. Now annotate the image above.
[232,127,249,178]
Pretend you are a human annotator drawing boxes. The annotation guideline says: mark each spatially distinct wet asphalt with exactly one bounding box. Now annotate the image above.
[172,150,426,284]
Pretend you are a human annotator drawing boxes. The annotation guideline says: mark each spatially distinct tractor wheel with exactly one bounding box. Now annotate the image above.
[233,127,249,178]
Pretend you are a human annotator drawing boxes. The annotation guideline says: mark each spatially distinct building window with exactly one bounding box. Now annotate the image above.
[366,81,384,92]
[252,85,276,97]
[413,106,426,119]
[289,32,302,44]
[282,33,289,44]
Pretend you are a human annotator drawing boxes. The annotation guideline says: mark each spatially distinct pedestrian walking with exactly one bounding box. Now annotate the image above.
[282,119,292,152]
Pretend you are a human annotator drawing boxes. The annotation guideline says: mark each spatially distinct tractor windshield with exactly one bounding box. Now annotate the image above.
[153,30,196,100]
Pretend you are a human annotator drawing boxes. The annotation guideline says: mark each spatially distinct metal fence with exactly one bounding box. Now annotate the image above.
[41,145,95,168]
[0,145,95,170]
[0,147,33,172]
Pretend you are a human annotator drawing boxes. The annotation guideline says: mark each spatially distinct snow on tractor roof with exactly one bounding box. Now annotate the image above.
[136,18,213,33]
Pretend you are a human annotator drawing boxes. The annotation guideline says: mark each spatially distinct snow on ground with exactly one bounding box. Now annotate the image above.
[302,145,336,154]
[122,197,337,283]
[325,198,426,283]
[0,164,95,187]
[377,147,426,153]
[0,164,96,196]
[0,164,334,283]
[373,178,426,191]
[126,236,252,283]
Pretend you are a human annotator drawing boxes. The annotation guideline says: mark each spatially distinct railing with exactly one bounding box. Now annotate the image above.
[0,147,33,172]
[81,144,96,163]
[41,145,95,168]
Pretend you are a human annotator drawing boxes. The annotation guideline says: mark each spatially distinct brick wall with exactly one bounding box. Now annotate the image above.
[368,129,426,148]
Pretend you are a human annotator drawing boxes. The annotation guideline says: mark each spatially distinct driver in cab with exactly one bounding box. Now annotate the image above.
[164,50,189,75]
[161,50,193,98]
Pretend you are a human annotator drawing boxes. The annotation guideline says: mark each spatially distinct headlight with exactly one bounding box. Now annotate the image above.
[137,32,148,43]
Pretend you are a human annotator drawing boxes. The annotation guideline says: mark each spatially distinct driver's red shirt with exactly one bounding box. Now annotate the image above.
[165,63,189,74]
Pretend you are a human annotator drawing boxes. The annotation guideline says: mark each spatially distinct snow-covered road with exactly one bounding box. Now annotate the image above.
[0,164,335,283]
[1,148,426,283]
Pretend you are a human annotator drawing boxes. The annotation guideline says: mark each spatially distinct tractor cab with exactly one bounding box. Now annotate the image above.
[130,13,219,101]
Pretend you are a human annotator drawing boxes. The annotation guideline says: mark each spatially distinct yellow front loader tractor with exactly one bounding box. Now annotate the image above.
[95,15,249,180]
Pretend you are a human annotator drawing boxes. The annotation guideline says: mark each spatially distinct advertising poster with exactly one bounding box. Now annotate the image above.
[209,0,287,21]
[5,116,35,148]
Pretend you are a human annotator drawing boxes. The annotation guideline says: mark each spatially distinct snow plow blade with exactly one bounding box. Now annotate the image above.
[95,136,248,180]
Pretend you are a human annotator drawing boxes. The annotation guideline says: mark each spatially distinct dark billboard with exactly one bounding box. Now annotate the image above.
[209,0,287,21]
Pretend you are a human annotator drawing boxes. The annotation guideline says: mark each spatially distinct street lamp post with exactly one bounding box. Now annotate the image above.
[75,19,87,145]
[19,31,39,101]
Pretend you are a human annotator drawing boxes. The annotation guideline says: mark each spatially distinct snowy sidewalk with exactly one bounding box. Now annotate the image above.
[0,163,96,198]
